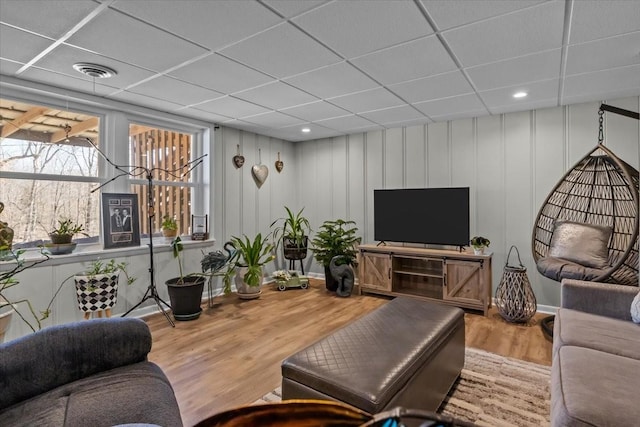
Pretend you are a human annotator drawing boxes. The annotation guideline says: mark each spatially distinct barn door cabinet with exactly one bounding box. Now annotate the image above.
[358,244,492,315]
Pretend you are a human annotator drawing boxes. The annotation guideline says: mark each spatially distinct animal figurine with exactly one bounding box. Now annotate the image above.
[329,255,355,297]
[201,241,236,273]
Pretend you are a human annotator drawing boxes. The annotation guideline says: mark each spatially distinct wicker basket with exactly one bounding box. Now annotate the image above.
[495,246,537,323]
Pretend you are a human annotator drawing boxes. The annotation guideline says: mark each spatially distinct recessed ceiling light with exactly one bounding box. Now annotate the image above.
[301,127,311,133]
[513,91,528,99]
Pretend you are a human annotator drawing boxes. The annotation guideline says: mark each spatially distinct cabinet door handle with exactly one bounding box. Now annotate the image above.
[388,268,391,279]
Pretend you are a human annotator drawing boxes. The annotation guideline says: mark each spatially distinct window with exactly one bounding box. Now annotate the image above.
[129,124,195,236]
[0,98,101,245]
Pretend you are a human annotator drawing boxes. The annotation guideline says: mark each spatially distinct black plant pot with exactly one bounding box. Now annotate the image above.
[165,276,206,321]
[283,236,308,261]
[324,265,339,292]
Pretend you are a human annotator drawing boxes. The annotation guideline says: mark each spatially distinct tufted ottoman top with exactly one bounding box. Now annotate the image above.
[281,297,464,413]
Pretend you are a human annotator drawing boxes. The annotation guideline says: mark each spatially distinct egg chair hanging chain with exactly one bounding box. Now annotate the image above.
[598,108,604,145]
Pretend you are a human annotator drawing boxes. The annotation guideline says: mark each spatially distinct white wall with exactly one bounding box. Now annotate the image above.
[290,97,640,308]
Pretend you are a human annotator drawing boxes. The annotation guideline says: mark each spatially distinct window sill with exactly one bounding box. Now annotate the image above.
[0,237,216,269]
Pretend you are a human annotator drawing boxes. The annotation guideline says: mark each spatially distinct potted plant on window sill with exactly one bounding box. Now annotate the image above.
[165,236,207,320]
[271,207,311,269]
[310,219,361,292]
[45,218,87,255]
[470,236,491,255]
[161,215,178,239]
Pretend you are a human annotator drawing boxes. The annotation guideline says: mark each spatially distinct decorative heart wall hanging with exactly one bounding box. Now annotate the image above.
[232,144,245,169]
[251,149,268,188]
[275,152,284,173]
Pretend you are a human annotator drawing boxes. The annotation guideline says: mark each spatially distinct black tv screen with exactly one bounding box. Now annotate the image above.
[374,187,470,246]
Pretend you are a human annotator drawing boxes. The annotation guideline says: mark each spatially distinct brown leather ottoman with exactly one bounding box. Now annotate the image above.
[281,297,465,414]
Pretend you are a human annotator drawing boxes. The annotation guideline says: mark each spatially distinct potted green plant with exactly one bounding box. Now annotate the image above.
[0,248,51,341]
[46,218,86,255]
[271,207,311,267]
[221,234,275,300]
[164,236,207,320]
[470,236,491,255]
[161,215,178,238]
[310,219,361,291]
[48,259,135,320]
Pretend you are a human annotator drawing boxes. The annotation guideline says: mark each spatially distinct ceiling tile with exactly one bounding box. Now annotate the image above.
[442,1,564,67]
[565,32,640,76]
[388,70,473,103]
[479,78,559,113]
[241,111,305,128]
[168,54,272,94]
[219,118,270,135]
[284,62,378,99]
[274,124,343,142]
[562,65,640,105]
[328,88,404,113]
[220,22,341,78]
[570,0,640,44]
[262,0,328,18]
[466,49,562,91]
[20,67,119,97]
[175,107,232,123]
[360,105,426,126]
[293,0,433,58]
[421,0,546,31]
[0,25,52,64]
[195,96,270,118]
[414,93,488,120]
[66,9,208,72]
[0,59,23,75]
[111,0,281,51]
[315,114,378,132]
[351,35,457,85]
[0,0,99,39]
[280,101,350,122]
[109,90,184,112]
[128,76,223,106]
[234,81,317,110]
[34,44,157,89]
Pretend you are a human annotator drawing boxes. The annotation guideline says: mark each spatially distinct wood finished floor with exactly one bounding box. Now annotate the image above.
[145,279,552,427]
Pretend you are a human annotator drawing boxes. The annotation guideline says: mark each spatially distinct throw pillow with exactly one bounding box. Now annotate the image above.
[632,290,640,324]
[548,221,612,269]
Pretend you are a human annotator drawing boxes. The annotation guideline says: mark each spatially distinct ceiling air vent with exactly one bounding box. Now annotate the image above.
[72,63,117,79]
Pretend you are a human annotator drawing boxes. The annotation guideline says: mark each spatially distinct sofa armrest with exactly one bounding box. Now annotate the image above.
[0,317,152,411]
[561,279,638,321]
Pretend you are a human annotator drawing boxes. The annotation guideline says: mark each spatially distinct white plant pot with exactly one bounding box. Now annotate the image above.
[75,273,119,313]
[234,267,262,300]
[0,299,14,343]
[473,247,484,255]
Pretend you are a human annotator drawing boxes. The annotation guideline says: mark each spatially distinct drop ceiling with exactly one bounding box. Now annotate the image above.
[0,0,639,142]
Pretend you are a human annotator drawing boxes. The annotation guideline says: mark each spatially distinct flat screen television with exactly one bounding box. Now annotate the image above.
[374,187,470,247]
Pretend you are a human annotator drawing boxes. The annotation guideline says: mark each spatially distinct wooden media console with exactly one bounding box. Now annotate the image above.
[358,244,492,315]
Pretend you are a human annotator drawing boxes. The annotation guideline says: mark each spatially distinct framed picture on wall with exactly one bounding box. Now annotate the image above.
[102,193,140,249]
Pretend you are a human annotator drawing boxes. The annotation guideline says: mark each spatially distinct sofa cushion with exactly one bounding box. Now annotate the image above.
[0,362,182,427]
[551,346,640,426]
[536,257,606,282]
[554,308,640,360]
[632,290,640,324]
[549,221,611,268]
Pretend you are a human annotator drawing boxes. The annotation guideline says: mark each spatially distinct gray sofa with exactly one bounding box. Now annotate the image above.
[551,279,640,426]
[0,317,182,427]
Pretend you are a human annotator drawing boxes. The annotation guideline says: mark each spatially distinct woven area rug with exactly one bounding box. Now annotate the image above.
[255,347,550,427]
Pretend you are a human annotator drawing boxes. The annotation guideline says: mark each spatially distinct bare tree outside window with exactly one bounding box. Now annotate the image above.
[0,99,100,246]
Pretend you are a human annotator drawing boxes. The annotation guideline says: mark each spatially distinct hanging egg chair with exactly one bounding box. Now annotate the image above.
[532,107,639,287]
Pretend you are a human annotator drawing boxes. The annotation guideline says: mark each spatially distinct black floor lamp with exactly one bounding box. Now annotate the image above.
[86,137,206,327]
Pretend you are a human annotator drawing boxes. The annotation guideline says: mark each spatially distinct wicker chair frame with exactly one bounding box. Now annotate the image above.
[531,143,639,286]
